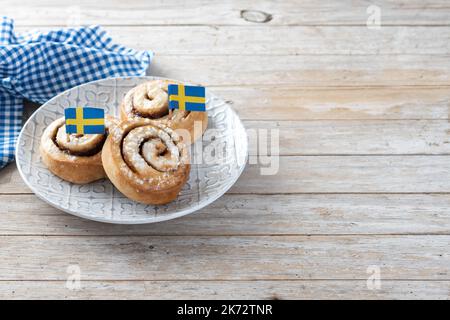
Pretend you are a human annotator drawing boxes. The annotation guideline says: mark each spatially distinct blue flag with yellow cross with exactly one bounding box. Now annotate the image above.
[168,84,206,112]
[64,107,105,134]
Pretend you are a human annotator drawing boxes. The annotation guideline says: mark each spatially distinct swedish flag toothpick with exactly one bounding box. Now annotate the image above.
[64,107,105,134]
[168,84,206,112]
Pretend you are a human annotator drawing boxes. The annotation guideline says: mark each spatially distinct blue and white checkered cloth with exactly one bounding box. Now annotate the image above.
[0,17,153,168]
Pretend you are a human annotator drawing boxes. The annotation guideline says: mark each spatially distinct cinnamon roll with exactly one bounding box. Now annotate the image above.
[39,116,119,184]
[102,119,190,205]
[120,79,208,144]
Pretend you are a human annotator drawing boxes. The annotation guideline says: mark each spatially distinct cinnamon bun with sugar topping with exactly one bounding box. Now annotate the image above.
[120,79,208,144]
[101,119,190,205]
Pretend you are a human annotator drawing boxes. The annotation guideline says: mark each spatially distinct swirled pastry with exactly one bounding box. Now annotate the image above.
[120,79,208,144]
[40,116,119,184]
[102,119,190,205]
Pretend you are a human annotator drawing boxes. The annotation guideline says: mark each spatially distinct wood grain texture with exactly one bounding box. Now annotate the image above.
[150,55,450,86]
[4,155,450,194]
[1,280,450,300]
[0,235,449,280]
[234,155,450,193]
[2,194,450,236]
[6,0,450,26]
[217,86,450,121]
[107,26,450,55]
[246,120,450,155]
[16,26,450,55]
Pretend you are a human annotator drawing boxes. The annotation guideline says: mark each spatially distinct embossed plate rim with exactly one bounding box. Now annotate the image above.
[15,76,248,224]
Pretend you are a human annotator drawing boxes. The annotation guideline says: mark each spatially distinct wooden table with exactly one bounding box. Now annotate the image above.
[1,0,450,299]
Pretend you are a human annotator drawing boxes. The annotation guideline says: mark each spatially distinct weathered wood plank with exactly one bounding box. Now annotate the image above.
[6,55,450,87]
[150,55,450,86]
[218,86,450,121]
[246,120,450,155]
[15,26,450,55]
[115,26,450,55]
[0,235,448,280]
[2,194,450,236]
[1,280,449,300]
[233,155,450,193]
[7,0,450,26]
[4,155,450,194]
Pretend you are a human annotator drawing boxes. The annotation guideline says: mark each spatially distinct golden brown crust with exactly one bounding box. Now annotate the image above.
[120,79,208,144]
[102,119,190,205]
[39,116,119,184]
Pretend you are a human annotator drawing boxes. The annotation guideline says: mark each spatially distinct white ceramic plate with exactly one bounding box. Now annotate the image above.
[15,76,248,224]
